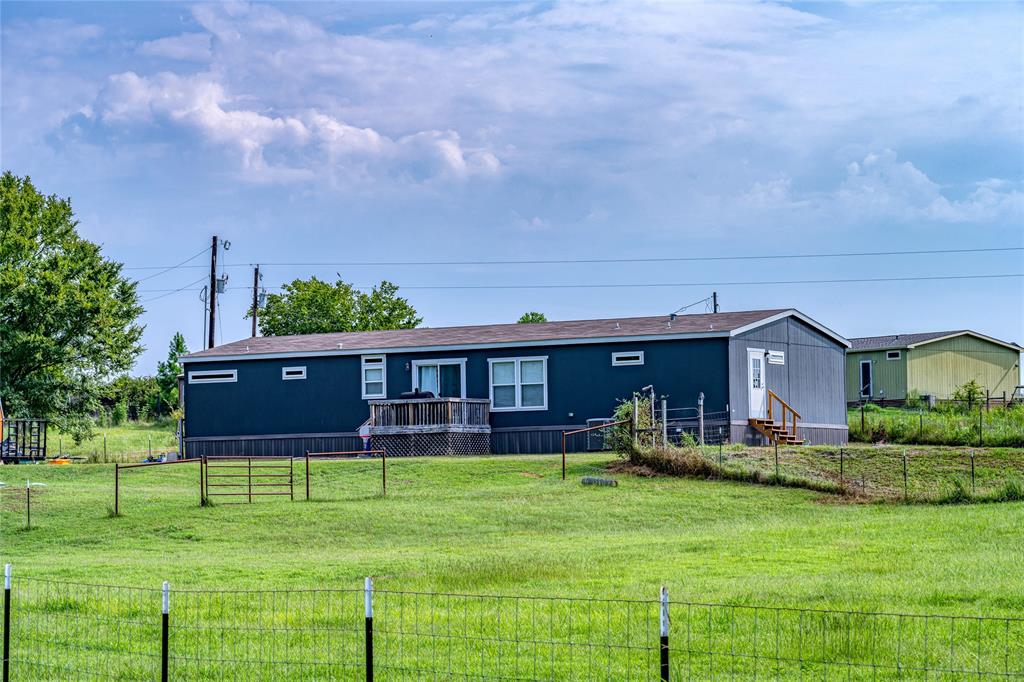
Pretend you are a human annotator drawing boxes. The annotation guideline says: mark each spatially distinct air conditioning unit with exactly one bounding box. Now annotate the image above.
[586,418,614,451]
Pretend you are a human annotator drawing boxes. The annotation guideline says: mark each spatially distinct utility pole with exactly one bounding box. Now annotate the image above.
[251,264,260,337]
[712,291,719,313]
[207,236,218,350]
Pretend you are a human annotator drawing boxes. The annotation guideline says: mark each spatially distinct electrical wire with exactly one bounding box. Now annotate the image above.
[120,246,1023,270]
[131,246,210,283]
[140,270,1019,292]
[138,275,209,303]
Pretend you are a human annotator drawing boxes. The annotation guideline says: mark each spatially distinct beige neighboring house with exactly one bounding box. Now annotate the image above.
[846,330,1022,403]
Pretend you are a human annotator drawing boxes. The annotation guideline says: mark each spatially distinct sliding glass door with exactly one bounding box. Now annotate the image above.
[413,360,465,398]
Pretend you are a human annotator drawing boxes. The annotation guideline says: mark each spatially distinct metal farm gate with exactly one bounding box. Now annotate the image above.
[201,456,294,504]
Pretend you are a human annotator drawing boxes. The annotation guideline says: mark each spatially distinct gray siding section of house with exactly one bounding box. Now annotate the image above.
[728,318,847,445]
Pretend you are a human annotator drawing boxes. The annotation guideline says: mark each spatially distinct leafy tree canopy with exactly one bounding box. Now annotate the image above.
[156,332,188,415]
[251,277,421,336]
[517,311,548,324]
[0,171,144,442]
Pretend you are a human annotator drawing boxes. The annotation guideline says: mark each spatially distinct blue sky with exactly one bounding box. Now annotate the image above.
[2,1,1021,374]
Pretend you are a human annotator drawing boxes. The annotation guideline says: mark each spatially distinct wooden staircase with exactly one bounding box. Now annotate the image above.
[748,389,804,445]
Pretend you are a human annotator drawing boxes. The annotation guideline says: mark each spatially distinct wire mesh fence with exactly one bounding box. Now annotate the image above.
[848,403,1024,448]
[694,445,1024,502]
[2,568,1021,681]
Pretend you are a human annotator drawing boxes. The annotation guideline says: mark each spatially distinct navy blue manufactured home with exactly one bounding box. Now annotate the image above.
[180,309,850,456]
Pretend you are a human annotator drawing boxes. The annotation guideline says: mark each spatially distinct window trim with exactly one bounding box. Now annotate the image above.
[488,356,548,412]
[282,366,307,381]
[188,369,237,384]
[886,350,901,360]
[361,355,387,399]
[611,351,645,367]
[411,358,467,398]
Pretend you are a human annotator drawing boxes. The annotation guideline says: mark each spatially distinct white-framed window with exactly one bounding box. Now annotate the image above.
[282,366,307,380]
[886,351,901,360]
[361,355,386,399]
[187,369,237,384]
[488,356,548,411]
[611,351,644,366]
[411,358,467,398]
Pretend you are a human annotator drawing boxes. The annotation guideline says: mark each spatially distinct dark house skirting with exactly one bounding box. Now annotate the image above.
[730,423,848,447]
[185,427,593,458]
[184,433,363,458]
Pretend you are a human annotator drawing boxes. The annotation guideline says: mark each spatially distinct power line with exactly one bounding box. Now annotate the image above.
[182,272,1020,293]
[131,245,211,283]
[138,275,209,303]
[120,246,1023,270]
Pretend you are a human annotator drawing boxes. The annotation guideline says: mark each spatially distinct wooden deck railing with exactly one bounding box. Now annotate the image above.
[369,398,491,433]
[766,389,800,439]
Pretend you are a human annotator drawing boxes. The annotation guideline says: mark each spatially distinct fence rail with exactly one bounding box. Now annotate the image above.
[2,566,1021,681]
[368,398,491,433]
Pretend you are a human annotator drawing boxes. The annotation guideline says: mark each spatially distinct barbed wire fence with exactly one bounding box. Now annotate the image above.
[2,566,1021,681]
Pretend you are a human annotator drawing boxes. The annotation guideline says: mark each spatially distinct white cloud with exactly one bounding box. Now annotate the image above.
[86,70,500,183]
[137,33,212,62]
[837,149,1022,223]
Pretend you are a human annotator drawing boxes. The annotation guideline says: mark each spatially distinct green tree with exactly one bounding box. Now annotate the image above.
[156,332,189,415]
[952,379,984,410]
[252,277,421,336]
[103,375,161,421]
[0,172,143,442]
[517,311,548,324]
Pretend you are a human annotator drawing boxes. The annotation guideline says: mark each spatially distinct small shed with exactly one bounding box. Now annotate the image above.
[846,330,1022,403]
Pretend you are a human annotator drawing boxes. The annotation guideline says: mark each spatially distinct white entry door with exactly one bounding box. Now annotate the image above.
[748,349,766,418]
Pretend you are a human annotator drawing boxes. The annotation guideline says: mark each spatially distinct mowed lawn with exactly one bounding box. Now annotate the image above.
[1,454,1021,617]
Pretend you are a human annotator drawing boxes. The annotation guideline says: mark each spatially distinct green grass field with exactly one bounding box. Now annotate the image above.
[1,453,1022,679]
[51,421,178,461]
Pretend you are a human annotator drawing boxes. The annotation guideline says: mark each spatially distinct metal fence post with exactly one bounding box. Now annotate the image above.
[161,581,169,682]
[365,577,374,682]
[902,451,908,501]
[561,432,567,481]
[632,395,639,446]
[970,451,976,494]
[659,586,669,681]
[839,448,844,484]
[697,393,705,446]
[115,463,120,516]
[661,400,668,447]
[978,405,983,447]
[3,564,10,682]
[305,450,311,500]
[774,441,779,479]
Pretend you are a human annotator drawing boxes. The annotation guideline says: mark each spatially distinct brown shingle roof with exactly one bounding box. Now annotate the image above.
[183,309,790,360]
[850,330,1022,352]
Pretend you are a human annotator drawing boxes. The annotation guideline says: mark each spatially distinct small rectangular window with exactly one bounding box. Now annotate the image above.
[361,355,386,399]
[188,369,237,384]
[611,351,644,366]
[767,350,785,365]
[886,351,901,360]
[282,366,306,380]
